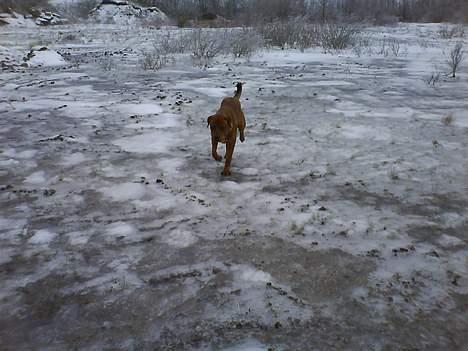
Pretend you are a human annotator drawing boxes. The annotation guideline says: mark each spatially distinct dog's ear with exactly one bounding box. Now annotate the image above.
[207,116,213,128]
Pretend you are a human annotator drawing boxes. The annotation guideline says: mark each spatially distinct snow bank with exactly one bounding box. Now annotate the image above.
[25,48,67,67]
[89,1,169,26]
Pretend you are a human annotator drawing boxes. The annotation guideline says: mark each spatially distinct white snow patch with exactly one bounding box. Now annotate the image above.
[0,12,36,27]
[27,50,67,67]
[29,229,58,245]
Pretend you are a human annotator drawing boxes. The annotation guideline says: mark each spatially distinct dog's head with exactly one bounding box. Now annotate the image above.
[207,114,232,144]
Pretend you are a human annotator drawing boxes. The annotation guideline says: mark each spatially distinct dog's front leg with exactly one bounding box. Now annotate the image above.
[222,140,236,176]
[211,137,222,162]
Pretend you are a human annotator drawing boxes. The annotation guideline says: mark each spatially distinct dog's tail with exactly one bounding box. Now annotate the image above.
[234,82,243,99]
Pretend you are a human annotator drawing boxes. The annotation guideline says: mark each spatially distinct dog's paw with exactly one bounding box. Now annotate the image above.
[212,154,222,162]
[221,169,231,176]
[240,136,245,142]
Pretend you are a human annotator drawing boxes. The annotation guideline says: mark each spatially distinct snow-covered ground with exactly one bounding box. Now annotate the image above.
[0,23,467,350]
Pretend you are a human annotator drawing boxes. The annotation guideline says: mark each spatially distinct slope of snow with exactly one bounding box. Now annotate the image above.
[26,49,67,67]
[89,2,169,25]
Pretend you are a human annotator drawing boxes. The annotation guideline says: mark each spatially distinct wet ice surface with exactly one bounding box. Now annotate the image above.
[0,23,467,350]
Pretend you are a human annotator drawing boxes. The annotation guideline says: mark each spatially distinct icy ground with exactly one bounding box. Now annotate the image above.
[0,23,467,350]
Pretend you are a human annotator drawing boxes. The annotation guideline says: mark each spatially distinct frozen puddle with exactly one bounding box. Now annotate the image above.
[114,130,180,154]
[223,339,273,351]
[114,103,164,115]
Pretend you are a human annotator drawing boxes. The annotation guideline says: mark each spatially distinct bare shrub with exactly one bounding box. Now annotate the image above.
[352,36,373,57]
[158,30,189,54]
[376,37,406,57]
[439,24,465,39]
[140,48,172,71]
[320,23,360,51]
[186,28,227,66]
[99,54,115,71]
[447,42,464,78]
[257,20,297,49]
[441,114,454,125]
[258,19,357,52]
[427,64,442,86]
[227,27,263,59]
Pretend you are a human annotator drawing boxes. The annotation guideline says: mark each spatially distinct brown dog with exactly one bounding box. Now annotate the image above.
[207,83,246,176]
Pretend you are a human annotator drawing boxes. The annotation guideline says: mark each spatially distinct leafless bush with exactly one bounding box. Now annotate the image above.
[258,19,358,52]
[426,64,442,86]
[439,24,465,39]
[320,23,360,51]
[158,30,189,54]
[297,23,322,51]
[227,27,263,59]
[377,37,406,57]
[140,48,173,71]
[257,20,297,49]
[441,114,454,125]
[99,55,115,71]
[186,28,227,66]
[352,36,373,57]
[447,42,464,78]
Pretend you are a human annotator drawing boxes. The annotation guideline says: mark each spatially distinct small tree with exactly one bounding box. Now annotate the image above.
[447,42,464,78]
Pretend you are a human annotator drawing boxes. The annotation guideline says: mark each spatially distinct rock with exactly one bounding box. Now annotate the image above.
[35,12,65,26]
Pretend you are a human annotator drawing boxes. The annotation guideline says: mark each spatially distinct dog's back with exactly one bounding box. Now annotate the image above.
[218,83,243,116]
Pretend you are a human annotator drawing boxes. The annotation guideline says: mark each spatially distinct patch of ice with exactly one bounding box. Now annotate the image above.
[438,234,464,248]
[0,248,15,265]
[115,103,164,116]
[340,124,391,141]
[67,231,90,246]
[100,182,147,202]
[114,131,177,154]
[438,212,465,228]
[3,148,37,159]
[237,266,272,283]
[106,222,136,238]
[125,113,179,129]
[29,229,58,245]
[62,152,86,166]
[24,171,46,185]
[164,230,198,248]
[239,168,259,176]
[222,339,271,351]
[0,159,19,167]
